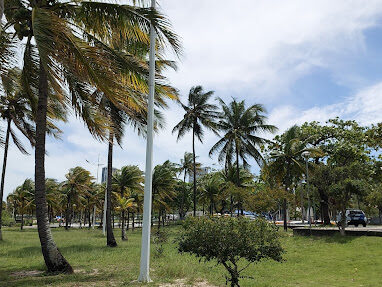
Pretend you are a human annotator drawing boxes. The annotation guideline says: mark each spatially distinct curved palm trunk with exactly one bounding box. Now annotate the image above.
[106,132,117,247]
[192,125,197,217]
[35,63,72,273]
[0,118,11,240]
[283,162,291,232]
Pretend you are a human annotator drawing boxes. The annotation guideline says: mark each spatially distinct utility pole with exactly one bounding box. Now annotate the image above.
[138,0,156,282]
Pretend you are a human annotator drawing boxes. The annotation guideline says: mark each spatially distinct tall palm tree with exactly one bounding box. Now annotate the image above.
[112,165,143,240]
[267,125,322,231]
[209,99,277,199]
[2,0,180,272]
[173,86,219,216]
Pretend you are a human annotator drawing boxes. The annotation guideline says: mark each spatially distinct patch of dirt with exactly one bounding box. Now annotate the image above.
[10,270,44,278]
[160,279,217,287]
[74,268,100,275]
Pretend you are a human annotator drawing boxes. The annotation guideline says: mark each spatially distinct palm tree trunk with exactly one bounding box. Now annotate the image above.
[192,125,197,217]
[35,62,72,273]
[127,212,130,231]
[106,132,117,247]
[21,212,24,230]
[121,210,126,240]
[235,146,243,216]
[0,118,11,240]
[65,195,71,231]
[132,213,135,230]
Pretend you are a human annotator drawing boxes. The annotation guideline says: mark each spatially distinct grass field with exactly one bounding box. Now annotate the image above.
[1,226,382,287]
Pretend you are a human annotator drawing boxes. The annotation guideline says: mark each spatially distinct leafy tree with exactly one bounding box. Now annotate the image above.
[178,217,283,287]
[173,181,192,219]
[210,98,276,199]
[267,125,322,231]
[173,86,219,216]
[2,0,180,273]
[112,165,143,240]
[300,119,369,223]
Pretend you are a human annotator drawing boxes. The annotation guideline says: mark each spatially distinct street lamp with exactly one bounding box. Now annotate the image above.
[86,155,104,230]
[138,0,156,282]
[302,151,312,229]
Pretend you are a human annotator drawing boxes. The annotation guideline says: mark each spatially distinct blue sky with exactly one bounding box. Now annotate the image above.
[4,0,382,197]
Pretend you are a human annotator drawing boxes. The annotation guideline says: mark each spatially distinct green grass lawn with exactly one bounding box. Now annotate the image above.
[1,225,382,287]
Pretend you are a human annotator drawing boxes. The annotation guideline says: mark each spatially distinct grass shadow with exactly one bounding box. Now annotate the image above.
[310,233,357,244]
[1,270,115,287]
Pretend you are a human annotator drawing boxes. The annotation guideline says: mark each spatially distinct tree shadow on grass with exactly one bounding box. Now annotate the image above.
[310,234,357,244]
[1,269,115,287]
[4,244,109,259]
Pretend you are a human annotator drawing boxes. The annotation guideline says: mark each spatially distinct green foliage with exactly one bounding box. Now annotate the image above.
[178,217,283,286]
[210,98,277,169]
[153,228,169,258]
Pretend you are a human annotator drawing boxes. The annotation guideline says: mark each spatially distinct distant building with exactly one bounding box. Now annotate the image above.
[189,167,211,183]
[101,167,118,183]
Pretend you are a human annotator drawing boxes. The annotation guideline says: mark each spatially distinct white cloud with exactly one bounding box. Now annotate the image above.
[162,0,382,97]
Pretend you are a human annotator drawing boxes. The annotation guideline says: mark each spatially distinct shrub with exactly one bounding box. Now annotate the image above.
[153,228,169,257]
[178,216,283,287]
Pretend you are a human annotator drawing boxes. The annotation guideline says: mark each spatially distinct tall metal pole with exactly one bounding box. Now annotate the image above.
[138,0,156,282]
[305,159,312,229]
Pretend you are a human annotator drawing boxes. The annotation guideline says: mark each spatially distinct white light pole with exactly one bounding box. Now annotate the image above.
[138,0,156,282]
[302,151,311,229]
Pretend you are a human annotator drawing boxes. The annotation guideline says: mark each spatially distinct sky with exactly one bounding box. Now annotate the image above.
[4,0,382,197]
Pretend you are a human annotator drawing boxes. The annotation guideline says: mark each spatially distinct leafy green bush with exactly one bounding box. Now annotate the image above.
[178,216,283,287]
[1,210,15,227]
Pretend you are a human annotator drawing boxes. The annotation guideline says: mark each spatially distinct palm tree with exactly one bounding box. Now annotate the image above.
[209,99,277,203]
[267,125,322,231]
[2,0,180,272]
[0,68,33,240]
[173,86,219,216]
[7,179,34,230]
[61,167,93,230]
[220,166,254,215]
[112,165,143,240]
[199,173,223,215]
[0,68,65,240]
[114,193,136,241]
[152,161,177,227]
[179,152,201,182]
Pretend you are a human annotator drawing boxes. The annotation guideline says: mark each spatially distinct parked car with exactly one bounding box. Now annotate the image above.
[336,209,367,227]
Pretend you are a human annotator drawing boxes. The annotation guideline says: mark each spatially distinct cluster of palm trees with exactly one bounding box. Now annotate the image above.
[0,0,181,273]
[173,86,277,216]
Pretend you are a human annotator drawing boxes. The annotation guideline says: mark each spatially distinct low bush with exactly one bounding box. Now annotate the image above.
[178,216,283,287]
